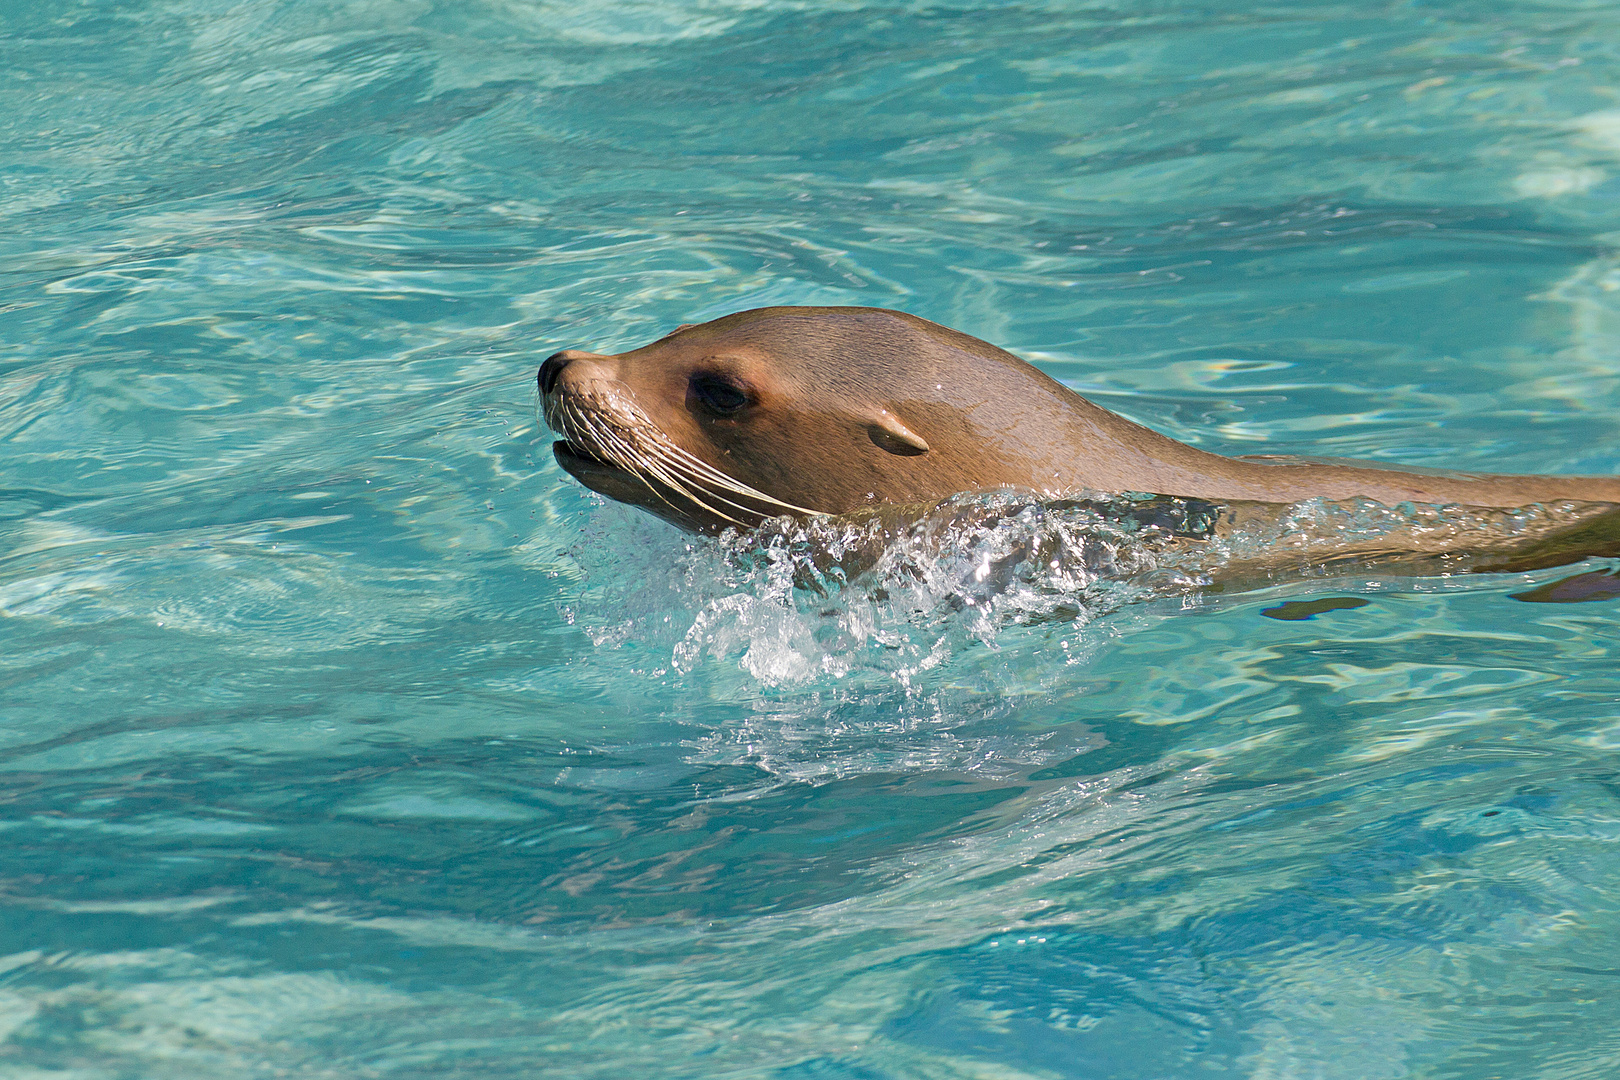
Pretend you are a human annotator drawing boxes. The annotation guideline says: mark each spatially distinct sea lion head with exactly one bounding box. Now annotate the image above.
[538,306,1081,532]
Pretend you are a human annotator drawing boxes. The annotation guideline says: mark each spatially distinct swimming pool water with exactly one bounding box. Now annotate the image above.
[3,1,1620,1076]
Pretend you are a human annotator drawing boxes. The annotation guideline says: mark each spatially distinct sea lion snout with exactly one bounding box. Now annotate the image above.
[538,349,605,395]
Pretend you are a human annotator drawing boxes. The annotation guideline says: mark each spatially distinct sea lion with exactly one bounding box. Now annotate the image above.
[538,306,1620,570]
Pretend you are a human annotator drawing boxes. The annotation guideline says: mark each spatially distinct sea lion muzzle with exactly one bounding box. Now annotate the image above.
[537,349,599,396]
[540,334,821,533]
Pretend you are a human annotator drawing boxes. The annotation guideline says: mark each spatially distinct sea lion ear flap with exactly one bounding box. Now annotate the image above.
[866,409,930,456]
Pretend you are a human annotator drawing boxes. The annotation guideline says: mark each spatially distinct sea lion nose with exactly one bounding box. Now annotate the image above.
[537,351,578,396]
[539,349,611,394]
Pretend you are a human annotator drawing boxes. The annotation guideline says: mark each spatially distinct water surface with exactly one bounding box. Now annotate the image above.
[3,1,1620,1076]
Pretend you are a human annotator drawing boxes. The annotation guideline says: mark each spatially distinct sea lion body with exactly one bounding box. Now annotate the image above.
[538,307,1620,544]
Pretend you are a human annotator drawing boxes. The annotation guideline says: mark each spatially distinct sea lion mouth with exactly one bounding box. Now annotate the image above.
[552,438,613,471]
[551,439,638,489]
[551,438,693,526]
[551,438,748,533]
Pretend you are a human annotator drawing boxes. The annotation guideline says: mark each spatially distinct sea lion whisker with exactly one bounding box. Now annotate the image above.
[638,455,752,528]
[636,436,779,515]
[587,413,655,479]
[663,451,804,509]
[592,417,751,527]
[644,448,782,524]
[555,399,592,456]
[654,440,823,517]
[655,456,802,525]
[642,456,754,528]
[577,405,656,494]
[639,454,760,529]
[575,400,767,524]
[548,393,585,450]
[560,409,587,456]
[580,415,694,516]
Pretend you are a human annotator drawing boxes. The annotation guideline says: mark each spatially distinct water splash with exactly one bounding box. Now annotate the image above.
[564,492,1620,687]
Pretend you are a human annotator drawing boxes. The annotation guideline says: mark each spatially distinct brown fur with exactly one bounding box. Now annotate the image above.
[539,306,1620,535]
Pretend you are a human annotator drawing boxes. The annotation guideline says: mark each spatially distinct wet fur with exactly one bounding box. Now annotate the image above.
[539,307,1620,566]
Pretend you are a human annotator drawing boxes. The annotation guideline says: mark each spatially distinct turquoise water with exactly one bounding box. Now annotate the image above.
[4,1,1620,1075]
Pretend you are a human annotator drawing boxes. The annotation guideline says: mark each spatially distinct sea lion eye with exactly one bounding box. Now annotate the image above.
[688,373,750,416]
